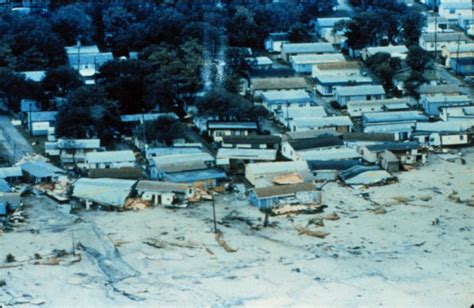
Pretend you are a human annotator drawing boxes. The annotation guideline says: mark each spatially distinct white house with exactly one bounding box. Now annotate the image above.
[65,45,113,83]
[264,32,289,53]
[438,0,473,23]
[84,150,136,169]
[281,42,337,62]
[314,74,373,96]
[347,98,412,117]
[335,85,386,107]
[312,61,360,78]
[362,45,409,61]
[135,180,195,206]
[291,53,346,74]
[276,106,327,127]
[419,32,471,52]
[289,116,353,132]
[261,89,312,112]
[207,121,258,143]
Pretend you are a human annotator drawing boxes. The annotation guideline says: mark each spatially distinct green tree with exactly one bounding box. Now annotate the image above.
[42,66,84,97]
[406,45,432,73]
[51,3,93,45]
[401,10,425,45]
[227,7,259,48]
[56,86,119,140]
[404,70,426,99]
[366,52,401,89]
[288,23,311,43]
[136,116,186,146]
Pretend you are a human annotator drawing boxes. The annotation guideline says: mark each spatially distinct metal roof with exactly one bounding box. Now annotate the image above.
[287,129,341,140]
[315,74,372,84]
[163,168,226,183]
[365,141,421,152]
[364,122,415,133]
[253,182,315,199]
[73,178,136,207]
[343,132,396,142]
[423,94,471,103]
[208,121,258,130]
[261,89,311,102]
[315,17,350,28]
[217,148,277,161]
[222,135,281,145]
[282,42,336,54]
[0,179,11,193]
[366,45,408,55]
[19,161,65,178]
[65,45,100,54]
[314,61,360,71]
[136,180,191,193]
[339,165,394,185]
[277,106,327,120]
[307,159,360,171]
[0,167,22,179]
[28,111,57,122]
[57,139,101,149]
[120,113,178,123]
[363,111,428,124]
[292,116,353,129]
[335,85,385,96]
[421,32,471,43]
[291,53,345,64]
[288,135,343,151]
[347,98,412,108]
[21,71,46,82]
[300,147,361,161]
[85,150,136,164]
[20,99,40,112]
[416,120,474,132]
[246,161,309,176]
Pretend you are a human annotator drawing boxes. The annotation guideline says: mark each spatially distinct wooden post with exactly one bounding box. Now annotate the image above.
[208,179,217,233]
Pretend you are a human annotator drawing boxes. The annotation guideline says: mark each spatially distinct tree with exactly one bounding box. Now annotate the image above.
[42,66,84,97]
[288,23,311,43]
[135,116,185,146]
[300,0,337,23]
[406,46,432,73]
[0,68,42,112]
[51,3,93,45]
[227,7,259,48]
[401,10,425,45]
[366,52,401,89]
[56,86,119,141]
[404,71,426,99]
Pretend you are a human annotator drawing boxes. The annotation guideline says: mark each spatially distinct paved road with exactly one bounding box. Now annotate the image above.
[0,115,34,162]
[435,64,474,98]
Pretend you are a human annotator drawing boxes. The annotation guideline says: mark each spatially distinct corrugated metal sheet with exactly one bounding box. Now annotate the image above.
[73,178,136,207]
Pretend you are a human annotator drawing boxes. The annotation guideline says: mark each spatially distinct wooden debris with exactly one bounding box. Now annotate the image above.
[419,195,432,202]
[297,227,329,239]
[324,212,340,221]
[124,198,150,210]
[307,217,324,227]
[143,238,199,249]
[272,173,304,185]
[373,207,387,215]
[215,233,237,253]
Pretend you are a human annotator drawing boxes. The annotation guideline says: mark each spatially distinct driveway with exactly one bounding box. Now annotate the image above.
[0,115,34,162]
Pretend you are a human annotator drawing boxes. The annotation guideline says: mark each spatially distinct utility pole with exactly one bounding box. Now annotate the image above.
[455,34,461,75]
[209,179,217,234]
[433,16,438,62]
[141,109,147,150]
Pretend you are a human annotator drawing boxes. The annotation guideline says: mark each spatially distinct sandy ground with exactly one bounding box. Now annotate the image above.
[1,150,473,307]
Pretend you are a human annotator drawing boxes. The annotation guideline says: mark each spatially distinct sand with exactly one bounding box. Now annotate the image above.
[1,149,473,307]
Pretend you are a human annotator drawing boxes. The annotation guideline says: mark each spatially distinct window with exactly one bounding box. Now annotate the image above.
[449,8,455,14]
[460,135,464,140]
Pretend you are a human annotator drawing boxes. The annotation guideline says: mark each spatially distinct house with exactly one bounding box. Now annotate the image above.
[149,152,226,188]
[84,150,136,170]
[281,135,344,161]
[286,129,341,141]
[0,166,22,184]
[88,167,143,180]
[362,45,409,61]
[335,85,385,107]
[312,61,360,78]
[207,121,258,143]
[419,32,471,52]
[343,132,397,148]
[424,16,449,33]
[145,145,203,160]
[18,160,65,184]
[289,116,353,132]
[27,111,57,136]
[65,45,113,82]
[265,32,289,53]
[379,150,400,173]
[295,146,361,162]
[250,77,308,97]
[441,43,474,67]
[314,74,373,96]
[216,148,277,171]
[135,180,195,206]
[247,56,273,68]
[362,111,428,139]
[438,0,473,23]
[347,98,412,117]
[120,113,178,123]
[440,105,474,120]
[359,141,424,165]
[72,178,136,208]
[421,94,472,116]
[307,159,361,181]
[245,161,311,187]
[281,42,337,62]
[221,135,281,149]
[413,120,474,146]
[261,89,312,112]
[314,17,350,45]
[45,138,102,167]
[20,71,46,82]
[276,106,327,128]
[248,182,321,209]
[417,84,468,96]
[449,57,474,75]
[290,53,346,74]
[20,99,40,113]
[339,165,395,186]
